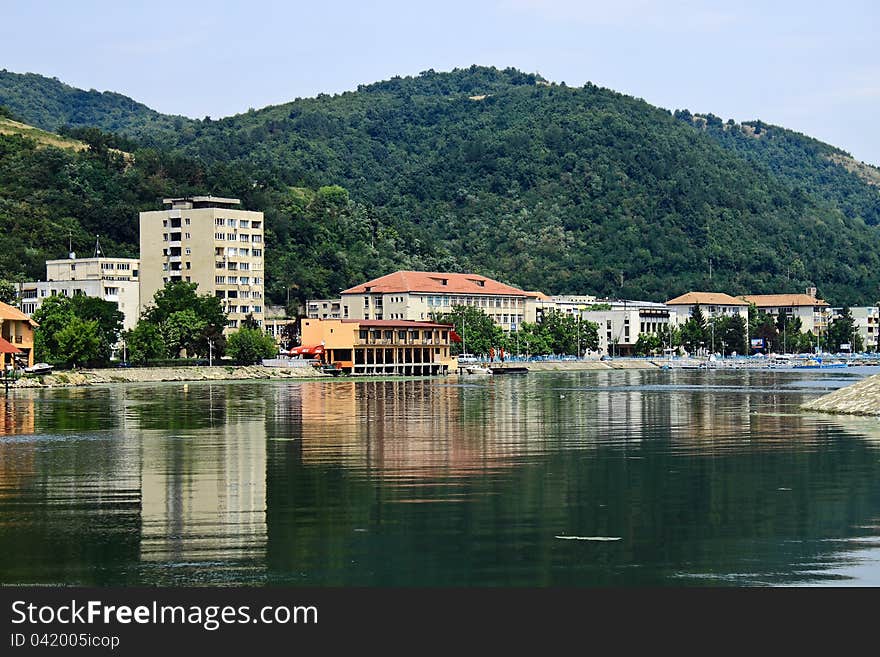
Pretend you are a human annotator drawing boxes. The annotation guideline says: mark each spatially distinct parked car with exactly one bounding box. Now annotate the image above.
[25,362,54,374]
[457,353,479,364]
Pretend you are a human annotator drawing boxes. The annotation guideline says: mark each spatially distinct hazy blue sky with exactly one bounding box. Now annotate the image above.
[2,1,877,164]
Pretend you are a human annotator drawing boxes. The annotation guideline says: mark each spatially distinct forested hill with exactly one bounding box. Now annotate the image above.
[2,66,880,306]
[0,70,187,143]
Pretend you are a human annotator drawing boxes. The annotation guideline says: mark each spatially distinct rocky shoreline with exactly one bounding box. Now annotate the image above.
[12,364,328,388]
[801,373,880,416]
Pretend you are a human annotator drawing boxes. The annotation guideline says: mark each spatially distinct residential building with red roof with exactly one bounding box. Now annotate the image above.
[740,288,830,334]
[336,270,532,331]
[666,291,749,326]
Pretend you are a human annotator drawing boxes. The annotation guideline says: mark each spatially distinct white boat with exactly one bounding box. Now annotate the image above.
[465,365,491,375]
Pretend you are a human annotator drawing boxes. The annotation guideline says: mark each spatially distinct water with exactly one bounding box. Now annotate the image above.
[2,368,880,587]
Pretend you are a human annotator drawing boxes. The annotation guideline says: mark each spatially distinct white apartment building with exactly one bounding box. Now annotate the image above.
[830,306,879,351]
[581,300,675,355]
[305,298,343,319]
[19,256,140,331]
[338,271,530,331]
[139,196,265,332]
[740,289,830,335]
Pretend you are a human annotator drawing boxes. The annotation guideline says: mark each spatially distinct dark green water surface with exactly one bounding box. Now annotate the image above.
[2,368,880,586]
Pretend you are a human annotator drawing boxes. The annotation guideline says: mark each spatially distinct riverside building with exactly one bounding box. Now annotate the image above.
[300,318,456,375]
[139,197,265,332]
[336,270,530,331]
[666,292,749,325]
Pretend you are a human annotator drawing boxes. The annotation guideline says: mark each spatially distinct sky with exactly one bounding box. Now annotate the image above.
[2,0,878,165]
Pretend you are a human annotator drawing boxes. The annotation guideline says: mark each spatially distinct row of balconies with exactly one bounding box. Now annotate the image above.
[356,337,446,346]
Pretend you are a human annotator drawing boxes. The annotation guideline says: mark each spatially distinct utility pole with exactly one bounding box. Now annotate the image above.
[208,338,214,367]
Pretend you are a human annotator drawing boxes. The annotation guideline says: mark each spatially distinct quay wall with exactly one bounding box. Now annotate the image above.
[12,364,327,388]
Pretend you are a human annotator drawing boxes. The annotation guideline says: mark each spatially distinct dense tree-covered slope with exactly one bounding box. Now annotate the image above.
[2,66,880,305]
[0,70,186,143]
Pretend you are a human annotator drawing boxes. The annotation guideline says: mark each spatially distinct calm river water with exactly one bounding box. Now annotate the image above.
[2,368,880,587]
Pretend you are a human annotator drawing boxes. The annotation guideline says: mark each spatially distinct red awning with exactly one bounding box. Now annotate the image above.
[0,337,22,354]
[449,330,462,343]
[290,344,325,356]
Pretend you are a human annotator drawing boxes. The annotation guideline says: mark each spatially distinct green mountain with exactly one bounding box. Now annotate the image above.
[2,66,880,307]
[0,69,187,143]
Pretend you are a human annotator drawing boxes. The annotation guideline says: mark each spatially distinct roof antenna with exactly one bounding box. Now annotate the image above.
[94,234,103,258]
[68,230,76,260]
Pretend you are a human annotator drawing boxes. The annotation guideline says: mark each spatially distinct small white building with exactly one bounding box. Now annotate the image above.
[830,306,879,352]
[581,300,675,356]
[19,255,141,331]
[305,298,343,319]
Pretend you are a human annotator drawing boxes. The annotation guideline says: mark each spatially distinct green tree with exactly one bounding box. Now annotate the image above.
[513,322,551,356]
[680,304,707,354]
[124,322,164,365]
[32,294,121,366]
[431,305,504,356]
[633,333,662,356]
[140,281,227,358]
[70,295,123,362]
[0,280,17,304]
[225,327,278,364]
[827,307,863,352]
[718,314,747,355]
[55,316,102,368]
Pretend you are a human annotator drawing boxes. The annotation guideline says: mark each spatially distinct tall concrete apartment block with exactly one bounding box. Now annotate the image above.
[139,196,265,331]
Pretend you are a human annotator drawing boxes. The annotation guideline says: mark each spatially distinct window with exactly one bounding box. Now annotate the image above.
[253,277,262,285]
[216,261,225,269]
[252,221,261,230]
[239,262,249,270]
[252,248,261,257]
[185,218,190,225]
[215,276,226,284]
[240,276,249,284]
[240,234,249,242]
[215,218,225,226]
[228,247,237,256]
[239,220,250,228]
[163,220,168,227]
[185,248,191,255]
[252,235,262,243]
[163,234,169,241]
[117,263,130,270]
[185,232,191,239]
[105,287,118,295]
[227,233,236,241]
[239,248,249,256]
[253,306,262,313]
[215,232,224,240]
[185,262,191,269]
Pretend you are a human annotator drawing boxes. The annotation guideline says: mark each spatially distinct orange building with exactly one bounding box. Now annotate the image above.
[300,318,457,375]
[0,301,37,369]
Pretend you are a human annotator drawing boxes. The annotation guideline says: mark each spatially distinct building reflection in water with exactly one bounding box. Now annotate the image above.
[128,384,268,570]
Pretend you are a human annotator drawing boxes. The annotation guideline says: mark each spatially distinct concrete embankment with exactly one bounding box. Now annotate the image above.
[520,359,660,372]
[13,364,327,388]
[801,373,880,416]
